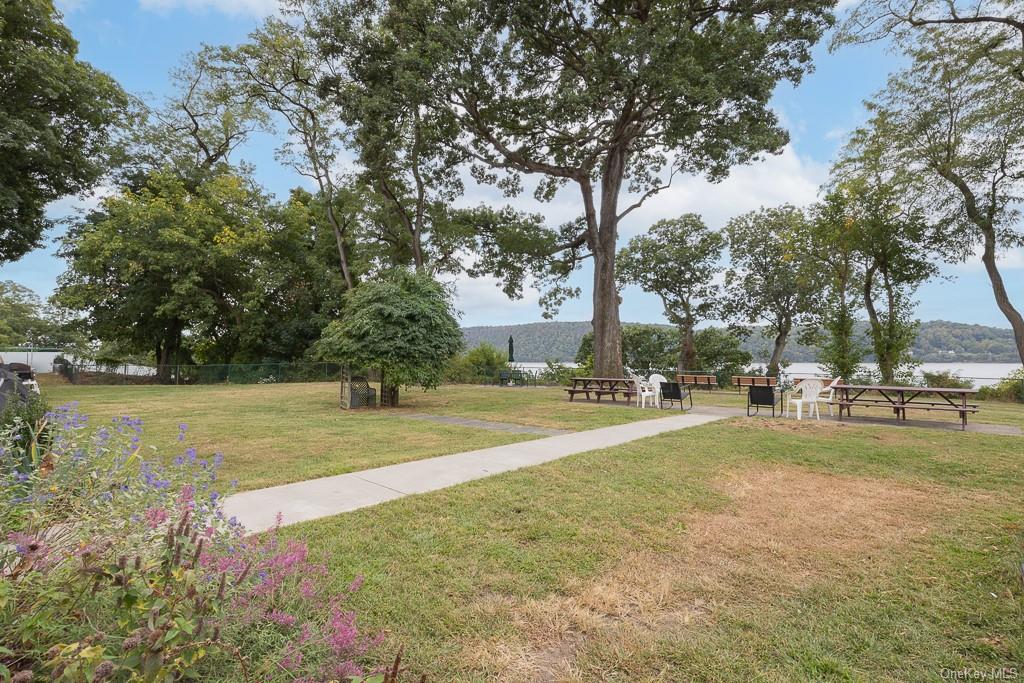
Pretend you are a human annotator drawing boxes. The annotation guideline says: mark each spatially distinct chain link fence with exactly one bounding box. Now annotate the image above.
[57,361,344,385]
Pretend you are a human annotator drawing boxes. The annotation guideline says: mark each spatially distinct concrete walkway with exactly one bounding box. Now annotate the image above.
[401,413,570,436]
[689,405,1022,435]
[223,412,725,533]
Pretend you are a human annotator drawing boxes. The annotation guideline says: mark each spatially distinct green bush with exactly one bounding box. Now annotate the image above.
[921,370,973,390]
[0,392,50,460]
[977,368,1024,403]
[445,343,508,383]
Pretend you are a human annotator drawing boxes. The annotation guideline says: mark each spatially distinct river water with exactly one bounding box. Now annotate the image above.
[779,362,1022,388]
[513,361,1022,388]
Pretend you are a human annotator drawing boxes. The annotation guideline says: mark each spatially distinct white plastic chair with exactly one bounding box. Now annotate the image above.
[629,372,656,408]
[648,373,669,408]
[786,378,824,420]
[821,377,843,417]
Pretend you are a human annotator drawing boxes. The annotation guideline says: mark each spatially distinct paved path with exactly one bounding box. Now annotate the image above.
[691,405,1021,435]
[401,413,570,436]
[224,412,725,533]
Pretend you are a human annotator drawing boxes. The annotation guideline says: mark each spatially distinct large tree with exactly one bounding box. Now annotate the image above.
[206,20,360,290]
[0,0,126,263]
[847,176,935,383]
[54,170,289,377]
[834,0,1024,86]
[303,0,836,377]
[809,188,867,381]
[850,34,1024,365]
[724,205,817,375]
[617,215,725,373]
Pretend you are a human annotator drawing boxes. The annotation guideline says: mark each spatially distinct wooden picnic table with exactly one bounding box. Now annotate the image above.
[565,377,635,402]
[834,383,978,431]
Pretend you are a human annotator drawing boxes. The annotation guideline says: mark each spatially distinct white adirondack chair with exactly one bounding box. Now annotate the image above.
[786,378,824,420]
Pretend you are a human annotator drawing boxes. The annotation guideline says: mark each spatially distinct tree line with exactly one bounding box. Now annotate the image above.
[3,0,1024,386]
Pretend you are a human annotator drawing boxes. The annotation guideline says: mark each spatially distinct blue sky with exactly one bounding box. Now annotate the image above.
[3,0,1022,329]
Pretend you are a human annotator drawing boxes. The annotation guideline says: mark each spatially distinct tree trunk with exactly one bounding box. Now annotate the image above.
[156,325,180,384]
[980,230,1024,365]
[378,368,399,407]
[766,319,791,376]
[326,202,355,291]
[678,318,697,374]
[862,264,894,384]
[588,149,626,378]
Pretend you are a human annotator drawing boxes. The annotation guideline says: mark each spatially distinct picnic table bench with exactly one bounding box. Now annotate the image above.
[565,377,635,402]
[834,383,979,431]
[676,373,717,390]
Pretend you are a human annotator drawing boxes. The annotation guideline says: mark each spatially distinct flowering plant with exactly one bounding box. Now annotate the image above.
[0,404,388,681]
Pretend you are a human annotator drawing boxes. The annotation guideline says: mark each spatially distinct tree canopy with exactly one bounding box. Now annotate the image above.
[618,215,725,373]
[0,0,126,264]
[724,205,817,375]
[302,0,836,378]
[848,32,1024,364]
[53,170,343,374]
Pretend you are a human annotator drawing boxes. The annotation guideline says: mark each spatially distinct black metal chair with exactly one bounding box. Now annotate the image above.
[659,381,692,410]
[747,385,781,417]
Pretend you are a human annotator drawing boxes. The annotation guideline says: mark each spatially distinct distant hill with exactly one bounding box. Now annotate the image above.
[461,320,1023,364]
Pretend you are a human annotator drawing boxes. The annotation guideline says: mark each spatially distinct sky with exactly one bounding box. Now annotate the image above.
[3,0,1022,330]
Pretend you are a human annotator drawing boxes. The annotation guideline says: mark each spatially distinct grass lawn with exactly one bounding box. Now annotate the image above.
[288,418,1023,681]
[41,381,667,490]
[39,378,1024,679]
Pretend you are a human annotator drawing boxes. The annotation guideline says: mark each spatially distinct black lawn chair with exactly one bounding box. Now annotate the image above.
[747,385,781,417]
[659,381,692,410]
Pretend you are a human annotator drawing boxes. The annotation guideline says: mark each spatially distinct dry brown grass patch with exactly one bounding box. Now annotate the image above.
[461,465,948,682]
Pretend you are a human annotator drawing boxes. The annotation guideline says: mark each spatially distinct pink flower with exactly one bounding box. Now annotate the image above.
[144,507,168,529]
[177,484,195,506]
[279,644,303,670]
[347,575,364,593]
[267,610,297,627]
[326,608,359,656]
[7,532,50,565]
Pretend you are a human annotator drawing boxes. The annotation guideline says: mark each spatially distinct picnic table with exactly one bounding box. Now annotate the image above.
[834,383,979,430]
[565,377,635,402]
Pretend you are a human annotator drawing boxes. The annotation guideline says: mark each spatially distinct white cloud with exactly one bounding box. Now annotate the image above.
[824,126,848,141]
[138,0,278,17]
[951,245,1024,272]
[46,185,113,222]
[618,144,829,236]
[447,144,829,325]
[442,271,544,326]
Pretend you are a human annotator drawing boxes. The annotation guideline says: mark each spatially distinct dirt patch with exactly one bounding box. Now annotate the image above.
[461,466,946,682]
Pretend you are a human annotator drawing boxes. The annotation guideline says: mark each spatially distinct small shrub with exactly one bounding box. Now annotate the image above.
[0,393,51,470]
[445,343,508,384]
[0,405,388,681]
[921,370,974,390]
[977,368,1024,403]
